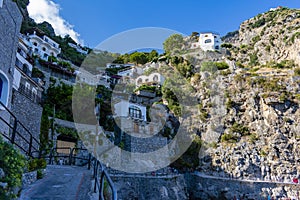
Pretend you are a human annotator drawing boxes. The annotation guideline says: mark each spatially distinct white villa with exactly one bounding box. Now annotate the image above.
[114,100,147,122]
[136,72,165,87]
[106,63,134,69]
[68,43,88,55]
[27,31,61,60]
[191,32,222,51]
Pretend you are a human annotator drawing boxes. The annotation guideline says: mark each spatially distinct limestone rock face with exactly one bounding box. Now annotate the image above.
[229,8,300,66]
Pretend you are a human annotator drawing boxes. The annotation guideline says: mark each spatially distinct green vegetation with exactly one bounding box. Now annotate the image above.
[215,62,229,70]
[28,158,47,172]
[229,122,250,136]
[31,67,45,79]
[288,32,300,44]
[200,62,218,73]
[162,83,181,116]
[56,126,79,139]
[221,43,233,48]
[221,133,238,143]
[263,60,296,69]
[171,134,202,170]
[0,136,26,199]
[294,68,300,76]
[163,34,184,53]
[251,35,261,44]
[249,52,259,66]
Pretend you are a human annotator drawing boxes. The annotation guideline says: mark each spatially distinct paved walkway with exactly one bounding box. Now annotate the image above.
[19,165,92,200]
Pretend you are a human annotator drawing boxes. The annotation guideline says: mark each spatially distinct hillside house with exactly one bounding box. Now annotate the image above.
[136,72,165,87]
[27,31,61,60]
[191,32,222,51]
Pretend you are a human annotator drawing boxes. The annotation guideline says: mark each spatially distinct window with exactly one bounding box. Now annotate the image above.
[33,42,38,46]
[153,75,159,82]
[0,78,2,99]
[205,39,212,43]
[129,106,142,119]
[42,47,46,51]
[215,46,220,50]
[0,71,9,108]
[214,36,217,38]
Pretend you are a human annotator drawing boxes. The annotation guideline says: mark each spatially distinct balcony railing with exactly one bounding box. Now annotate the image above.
[18,84,42,104]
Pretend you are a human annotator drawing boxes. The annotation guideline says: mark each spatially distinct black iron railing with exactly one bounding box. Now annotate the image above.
[0,101,117,200]
[35,147,117,200]
[0,101,40,157]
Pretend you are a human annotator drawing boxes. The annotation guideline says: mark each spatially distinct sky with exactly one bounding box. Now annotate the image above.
[28,0,300,51]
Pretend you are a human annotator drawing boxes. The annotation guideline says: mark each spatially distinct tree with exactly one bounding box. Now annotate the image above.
[129,52,148,65]
[163,34,184,53]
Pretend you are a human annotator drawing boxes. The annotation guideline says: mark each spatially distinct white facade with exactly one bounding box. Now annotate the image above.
[114,100,147,121]
[106,63,134,69]
[136,73,165,87]
[191,32,222,51]
[15,36,33,76]
[68,43,88,55]
[28,31,61,60]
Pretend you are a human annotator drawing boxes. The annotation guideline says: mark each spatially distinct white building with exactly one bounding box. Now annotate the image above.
[106,63,134,69]
[114,100,147,122]
[191,32,222,51]
[15,35,33,77]
[68,43,88,55]
[136,73,165,87]
[28,31,61,60]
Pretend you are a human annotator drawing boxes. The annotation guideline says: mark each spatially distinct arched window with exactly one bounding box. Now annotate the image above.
[205,39,212,44]
[129,105,142,119]
[137,78,143,84]
[0,71,9,108]
[42,47,46,51]
[153,75,159,82]
[33,42,38,46]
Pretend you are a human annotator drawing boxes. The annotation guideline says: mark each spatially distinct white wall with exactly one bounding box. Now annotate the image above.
[0,0,3,8]
[114,100,147,121]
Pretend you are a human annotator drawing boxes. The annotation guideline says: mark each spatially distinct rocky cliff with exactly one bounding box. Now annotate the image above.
[228,7,300,67]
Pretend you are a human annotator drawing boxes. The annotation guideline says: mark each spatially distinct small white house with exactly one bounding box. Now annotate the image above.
[191,32,222,51]
[135,73,165,87]
[114,100,147,122]
[106,63,134,69]
[68,43,88,55]
[28,31,61,60]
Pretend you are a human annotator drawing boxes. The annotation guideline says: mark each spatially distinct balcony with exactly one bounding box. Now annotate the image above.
[18,84,41,104]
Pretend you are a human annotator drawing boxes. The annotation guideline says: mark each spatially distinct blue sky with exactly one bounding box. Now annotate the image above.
[30,0,300,49]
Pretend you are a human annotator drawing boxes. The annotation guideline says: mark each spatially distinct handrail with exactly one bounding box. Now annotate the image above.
[0,101,117,200]
[0,101,41,157]
[35,147,118,200]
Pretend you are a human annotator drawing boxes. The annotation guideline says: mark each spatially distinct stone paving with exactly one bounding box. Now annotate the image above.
[19,165,92,200]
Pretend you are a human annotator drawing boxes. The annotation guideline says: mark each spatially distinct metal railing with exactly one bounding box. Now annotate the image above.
[0,101,40,157]
[35,147,117,200]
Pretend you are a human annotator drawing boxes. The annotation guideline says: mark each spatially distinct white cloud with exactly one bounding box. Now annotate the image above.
[27,0,83,44]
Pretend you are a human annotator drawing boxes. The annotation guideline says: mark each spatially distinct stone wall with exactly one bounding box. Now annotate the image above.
[11,89,42,151]
[185,173,300,200]
[111,175,188,200]
[0,0,22,138]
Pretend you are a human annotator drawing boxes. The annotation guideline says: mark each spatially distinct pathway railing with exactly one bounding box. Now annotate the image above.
[0,101,117,200]
[0,101,40,157]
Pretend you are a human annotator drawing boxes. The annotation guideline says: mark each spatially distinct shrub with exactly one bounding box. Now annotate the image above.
[294,68,300,75]
[0,136,26,199]
[230,122,250,136]
[200,62,218,73]
[221,133,238,143]
[28,158,47,172]
[221,43,233,48]
[215,62,229,70]
[251,35,261,44]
